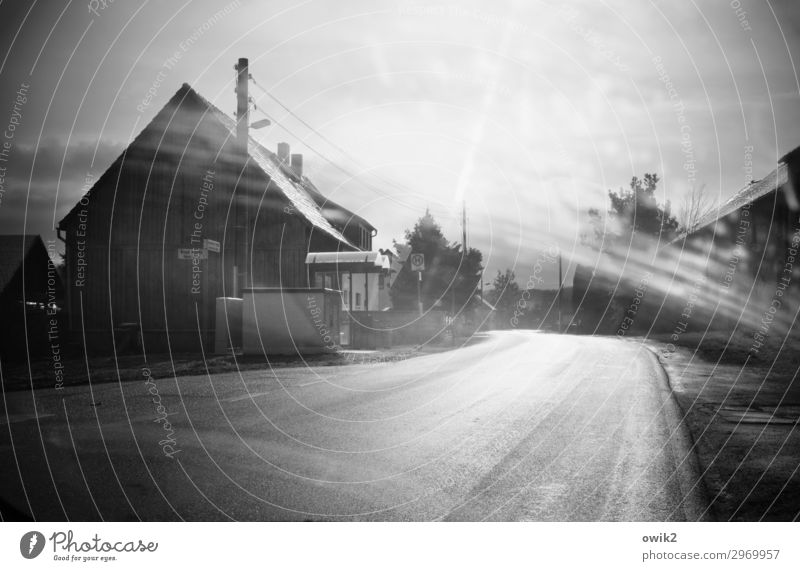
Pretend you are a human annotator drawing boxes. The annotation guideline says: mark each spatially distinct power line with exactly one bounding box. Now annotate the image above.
[251,76,417,197]
[248,75,454,216]
[248,103,428,215]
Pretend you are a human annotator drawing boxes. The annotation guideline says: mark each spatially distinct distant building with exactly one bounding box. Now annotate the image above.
[382,244,410,310]
[0,235,62,361]
[57,82,377,353]
[467,293,496,333]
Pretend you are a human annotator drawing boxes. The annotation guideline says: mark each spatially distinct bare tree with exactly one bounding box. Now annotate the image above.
[677,183,716,233]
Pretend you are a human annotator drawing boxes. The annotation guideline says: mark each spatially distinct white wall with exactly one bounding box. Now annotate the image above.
[243,290,339,355]
[343,272,381,311]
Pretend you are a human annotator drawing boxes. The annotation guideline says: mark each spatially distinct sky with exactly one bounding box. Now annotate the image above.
[1,0,799,287]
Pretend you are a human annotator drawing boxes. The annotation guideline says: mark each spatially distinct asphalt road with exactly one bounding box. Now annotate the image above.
[0,330,708,521]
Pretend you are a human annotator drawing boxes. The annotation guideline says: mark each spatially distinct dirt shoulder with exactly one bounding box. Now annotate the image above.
[642,335,800,521]
[1,335,486,393]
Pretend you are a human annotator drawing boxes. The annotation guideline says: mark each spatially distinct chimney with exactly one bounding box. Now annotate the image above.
[235,58,249,152]
[291,153,303,178]
[277,142,290,166]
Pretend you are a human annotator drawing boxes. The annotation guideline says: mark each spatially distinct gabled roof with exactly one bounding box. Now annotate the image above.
[691,161,789,233]
[60,83,369,249]
[189,86,362,247]
[246,138,357,247]
[667,152,797,248]
[0,235,45,295]
[301,180,376,232]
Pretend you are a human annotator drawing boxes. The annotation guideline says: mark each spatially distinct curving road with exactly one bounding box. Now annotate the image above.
[0,330,708,521]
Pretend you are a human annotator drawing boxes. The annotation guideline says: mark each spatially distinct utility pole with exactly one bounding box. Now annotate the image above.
[558,247,563,334]
[455,200,463,318]
[462,199,467,252]
[460,199,466,319]
[235,57,249,296]
[417,271,423,315]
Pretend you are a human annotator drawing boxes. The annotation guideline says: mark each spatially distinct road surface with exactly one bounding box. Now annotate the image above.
[0,331,708,521]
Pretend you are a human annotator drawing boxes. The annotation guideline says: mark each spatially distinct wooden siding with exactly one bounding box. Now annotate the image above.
[60,95,317,352]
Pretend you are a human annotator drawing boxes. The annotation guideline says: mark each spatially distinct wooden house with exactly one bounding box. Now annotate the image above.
[573,145,800,337]
[666,146,800,335]
[57,73,376,354]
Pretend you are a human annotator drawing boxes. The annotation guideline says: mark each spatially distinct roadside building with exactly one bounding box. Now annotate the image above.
[573,145,800,337]
[305,251,391,348]
[466,293,496,333]
[0,235,63,362]
[667,146,800,336]
[57,77,377,354]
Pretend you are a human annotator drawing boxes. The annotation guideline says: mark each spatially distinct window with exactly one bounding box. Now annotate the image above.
[341,272,351,309]
[359,225,371,250]
[314,272,334,289]
[355,292,361,308]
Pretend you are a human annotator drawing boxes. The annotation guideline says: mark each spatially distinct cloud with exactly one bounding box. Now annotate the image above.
[0,137,124,233]
[1,0,799,282]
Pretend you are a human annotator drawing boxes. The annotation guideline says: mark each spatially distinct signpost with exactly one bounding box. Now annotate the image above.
[203,238,220,253]
[178,248,208,260]
[410,253,425,315]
